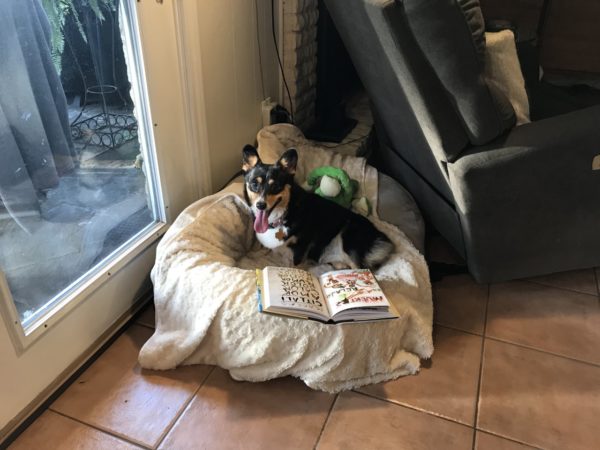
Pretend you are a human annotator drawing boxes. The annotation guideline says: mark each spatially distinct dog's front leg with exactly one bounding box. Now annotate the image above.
[289,238,309,266]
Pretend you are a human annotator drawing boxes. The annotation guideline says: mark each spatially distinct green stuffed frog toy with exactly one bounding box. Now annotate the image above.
[305,166,371,215]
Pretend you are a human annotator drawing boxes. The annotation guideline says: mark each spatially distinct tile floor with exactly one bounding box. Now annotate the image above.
[8,267,600,450]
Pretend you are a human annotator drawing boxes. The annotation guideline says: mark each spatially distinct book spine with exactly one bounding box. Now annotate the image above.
[255,269,264,312]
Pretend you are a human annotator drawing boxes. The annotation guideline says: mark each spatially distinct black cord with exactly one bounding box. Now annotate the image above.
[271,0,294,123]
[254,0,266,99]
[316,133,370,149]
[537,0,553,53]
[218,170,245,192]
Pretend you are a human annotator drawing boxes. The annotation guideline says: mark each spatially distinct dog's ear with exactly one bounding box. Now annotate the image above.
[276,148,298,175]
[242,145,261,172]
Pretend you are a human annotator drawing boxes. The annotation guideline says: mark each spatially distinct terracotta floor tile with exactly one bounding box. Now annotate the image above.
[474,432,538,450]
[136,303,155,328]
[433,274,488,334]
[526,269,598,296]
[51,324,212,448]
[8,410,140,450]
[317,391,473,450]
[487,281,600,364]
[478,340,600,450]
[159,368,335,450]
[358,326,482,425]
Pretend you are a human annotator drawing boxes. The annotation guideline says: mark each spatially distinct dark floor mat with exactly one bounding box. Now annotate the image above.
[94,207,154,264]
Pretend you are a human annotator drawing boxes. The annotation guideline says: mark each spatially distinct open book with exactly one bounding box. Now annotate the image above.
[256,266,398,323]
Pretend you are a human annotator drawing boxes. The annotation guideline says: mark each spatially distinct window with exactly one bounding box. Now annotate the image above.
[0,0,163,335]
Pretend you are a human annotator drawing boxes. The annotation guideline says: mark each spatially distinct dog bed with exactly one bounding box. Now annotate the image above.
[138,124,433,393]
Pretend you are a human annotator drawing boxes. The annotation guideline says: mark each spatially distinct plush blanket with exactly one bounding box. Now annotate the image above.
[138,125,433,392]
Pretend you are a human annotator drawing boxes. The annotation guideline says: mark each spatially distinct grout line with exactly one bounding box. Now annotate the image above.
[312,394,339,450]
[483,336,600,368]
[520,279,599,298]
[152,365,216,450]
[471,284,490,450]
[475,427,546,449]
[49,410,151,450]
[352,390,473,429]
[2,304,152,448]
[484,283,599,367]
[434,323,483,338]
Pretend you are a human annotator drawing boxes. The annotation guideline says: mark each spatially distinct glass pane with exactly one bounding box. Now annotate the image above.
[0,0,159,327]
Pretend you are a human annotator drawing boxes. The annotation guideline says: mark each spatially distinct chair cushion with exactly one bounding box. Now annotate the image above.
[485,30,530,125]
[403,0,516,145]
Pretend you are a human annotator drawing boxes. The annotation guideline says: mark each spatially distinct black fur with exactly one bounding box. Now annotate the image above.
[242,145,392,268]
[285,183,391,267]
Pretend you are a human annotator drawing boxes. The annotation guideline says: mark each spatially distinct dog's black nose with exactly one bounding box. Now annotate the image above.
[256,201,267,210]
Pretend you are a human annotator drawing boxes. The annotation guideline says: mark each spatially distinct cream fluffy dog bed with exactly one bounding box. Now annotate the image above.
[138,125,433,392]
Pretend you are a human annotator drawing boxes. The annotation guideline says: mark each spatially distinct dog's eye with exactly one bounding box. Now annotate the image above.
[269,182,282,192]
[249,179,262,192]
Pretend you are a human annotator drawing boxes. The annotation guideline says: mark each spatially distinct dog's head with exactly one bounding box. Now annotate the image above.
[241,144,297,233]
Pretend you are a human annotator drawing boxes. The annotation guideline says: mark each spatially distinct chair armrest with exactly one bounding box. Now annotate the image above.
[448,105,600,210]
[445,105,600,281]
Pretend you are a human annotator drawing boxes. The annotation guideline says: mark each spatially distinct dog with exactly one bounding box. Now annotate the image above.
[242,144,393,269]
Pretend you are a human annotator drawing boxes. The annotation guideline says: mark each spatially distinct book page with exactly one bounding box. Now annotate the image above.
[263,267,330,319]
[319,269,389,317]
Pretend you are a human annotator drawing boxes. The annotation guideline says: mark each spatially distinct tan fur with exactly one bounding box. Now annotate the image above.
[242,155,259,172]
[245,183,290,219]
[246,190,260,204]
[278,156,295,174]
[265,184,290,210]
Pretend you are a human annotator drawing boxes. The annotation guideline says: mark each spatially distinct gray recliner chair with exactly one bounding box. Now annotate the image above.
[324,0,600,282]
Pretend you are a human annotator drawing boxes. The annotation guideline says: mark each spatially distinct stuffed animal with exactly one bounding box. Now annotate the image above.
[306,166,360,209]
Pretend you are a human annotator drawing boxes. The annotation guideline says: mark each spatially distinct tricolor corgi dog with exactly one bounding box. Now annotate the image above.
[242,145,393,269]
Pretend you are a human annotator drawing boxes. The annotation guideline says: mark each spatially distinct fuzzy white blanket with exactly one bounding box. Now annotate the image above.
[138,125,433,392]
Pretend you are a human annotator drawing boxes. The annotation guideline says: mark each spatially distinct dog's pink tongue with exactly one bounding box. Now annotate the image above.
[254,210,269,233]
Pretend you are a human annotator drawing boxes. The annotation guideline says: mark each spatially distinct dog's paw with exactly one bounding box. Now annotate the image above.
[308,264,335,277]
[330,261,352,271]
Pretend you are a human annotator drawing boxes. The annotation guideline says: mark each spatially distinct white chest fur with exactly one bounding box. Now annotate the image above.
[256,226,289,249]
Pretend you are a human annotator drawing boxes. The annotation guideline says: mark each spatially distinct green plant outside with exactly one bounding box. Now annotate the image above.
[41,0,116,73]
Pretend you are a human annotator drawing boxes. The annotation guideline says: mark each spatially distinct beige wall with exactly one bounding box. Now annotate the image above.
[193,0,281,192]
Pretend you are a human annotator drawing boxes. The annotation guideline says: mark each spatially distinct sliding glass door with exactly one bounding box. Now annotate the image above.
[0,0,163,333]
[0,0,202,437]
